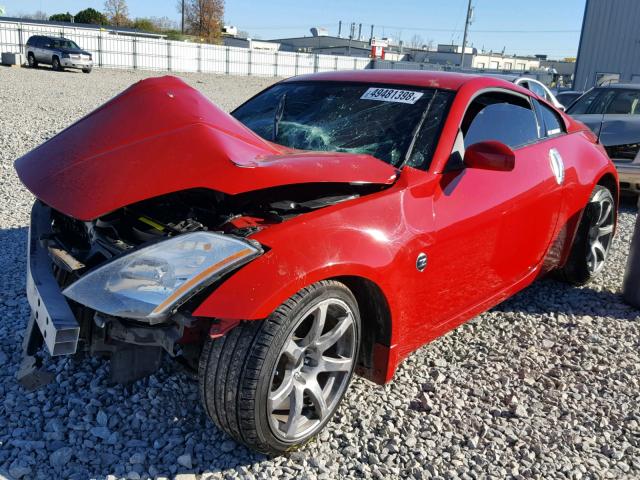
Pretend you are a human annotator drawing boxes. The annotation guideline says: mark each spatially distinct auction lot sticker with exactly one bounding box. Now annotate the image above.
[361,87,424,104]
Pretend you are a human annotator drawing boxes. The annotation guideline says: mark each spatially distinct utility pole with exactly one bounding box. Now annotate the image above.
[181,0,185,34]
[460,0,473,68]
[348,22,355,55]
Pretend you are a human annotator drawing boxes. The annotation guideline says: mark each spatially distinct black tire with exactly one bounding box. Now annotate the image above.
[198,280,361,455]
[558,185,616,285]
[27,53,38,68]
[52,56,63,71]
[82,67,92,74]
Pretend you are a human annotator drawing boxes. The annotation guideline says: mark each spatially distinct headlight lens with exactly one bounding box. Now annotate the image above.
[62,232,261,322]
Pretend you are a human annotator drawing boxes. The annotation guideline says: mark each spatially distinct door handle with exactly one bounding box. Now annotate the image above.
[549,148,565,185]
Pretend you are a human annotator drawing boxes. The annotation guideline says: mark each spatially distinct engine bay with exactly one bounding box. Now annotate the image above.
[49,184,382,275]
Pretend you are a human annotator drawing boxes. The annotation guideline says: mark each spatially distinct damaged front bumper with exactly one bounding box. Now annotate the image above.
[18,201,206,387]
[24,202,80,357]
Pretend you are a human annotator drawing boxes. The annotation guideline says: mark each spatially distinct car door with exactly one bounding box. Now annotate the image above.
[424,89,563,325]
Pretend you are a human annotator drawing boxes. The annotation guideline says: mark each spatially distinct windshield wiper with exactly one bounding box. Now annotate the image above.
[398,91,438,170]
[273,93,287,141]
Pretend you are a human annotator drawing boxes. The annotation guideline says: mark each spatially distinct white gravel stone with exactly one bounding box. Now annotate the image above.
[0,66,638,479]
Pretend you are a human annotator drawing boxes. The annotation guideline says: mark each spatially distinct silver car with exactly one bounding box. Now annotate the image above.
[567,84,640,193]
[25,35,93,73]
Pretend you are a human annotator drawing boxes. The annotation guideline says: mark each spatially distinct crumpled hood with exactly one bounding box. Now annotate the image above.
[15,76,397,221]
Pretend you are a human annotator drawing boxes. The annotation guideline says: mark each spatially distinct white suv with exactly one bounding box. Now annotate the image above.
[26,35,93,73]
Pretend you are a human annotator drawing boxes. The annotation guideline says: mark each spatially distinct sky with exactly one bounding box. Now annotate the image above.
[1,0,587,59]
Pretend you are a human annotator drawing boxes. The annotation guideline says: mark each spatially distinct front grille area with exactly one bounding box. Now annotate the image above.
[51,209,91,251]
[605,143,640,162]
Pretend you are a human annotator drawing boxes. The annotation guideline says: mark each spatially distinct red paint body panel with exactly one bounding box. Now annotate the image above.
[192,73,618,381]
[14,76,397,221]
[16,72,618,384]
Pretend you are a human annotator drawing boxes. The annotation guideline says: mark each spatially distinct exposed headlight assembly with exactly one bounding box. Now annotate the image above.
[63,232,261,323]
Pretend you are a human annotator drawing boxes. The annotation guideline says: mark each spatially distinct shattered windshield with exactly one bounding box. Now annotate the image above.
[232,82,453,169]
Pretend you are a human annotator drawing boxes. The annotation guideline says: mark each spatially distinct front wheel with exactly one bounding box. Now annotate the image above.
[82,67,92,74]
[198,280,360,455]
[52,56,63,71]
[559,185,616,285]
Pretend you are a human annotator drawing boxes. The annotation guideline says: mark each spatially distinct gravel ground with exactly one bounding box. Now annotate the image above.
[0,66,639,480]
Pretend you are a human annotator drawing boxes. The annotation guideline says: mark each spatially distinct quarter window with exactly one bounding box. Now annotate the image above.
[534,100,565,136]
[462,92,539,149]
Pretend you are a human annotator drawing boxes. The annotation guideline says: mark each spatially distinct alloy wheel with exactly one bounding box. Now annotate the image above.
[267,298,356,441]
[586,189,615,274]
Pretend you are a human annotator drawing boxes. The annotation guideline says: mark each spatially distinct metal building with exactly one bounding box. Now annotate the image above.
[574,0,640,90]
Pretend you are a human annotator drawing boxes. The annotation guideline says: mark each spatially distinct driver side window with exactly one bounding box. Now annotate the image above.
[447,91,539,171]
[462,92,539,149]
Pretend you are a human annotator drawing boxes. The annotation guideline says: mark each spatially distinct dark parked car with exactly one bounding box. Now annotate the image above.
[567,84,640,193]
[555,91,583,109]
[25,35,93,73]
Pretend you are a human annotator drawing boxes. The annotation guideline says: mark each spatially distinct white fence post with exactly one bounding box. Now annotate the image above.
[17,25,23,54]
[97,34,103,67]
[225,47,230,75]
[274,51,278,77]
[197,44,202,73]
[132,37,137,69]
[167,41,171,71]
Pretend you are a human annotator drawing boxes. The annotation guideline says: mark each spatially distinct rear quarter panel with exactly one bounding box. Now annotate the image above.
[546,120,618,269]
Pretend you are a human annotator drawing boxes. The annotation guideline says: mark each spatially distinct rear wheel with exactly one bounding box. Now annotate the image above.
[559,185,616,285]
[27,53,38,68]
[82,67,92,74]
[198,280,360,454]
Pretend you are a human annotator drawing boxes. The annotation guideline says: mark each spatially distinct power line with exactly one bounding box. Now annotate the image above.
[243,25,580,34]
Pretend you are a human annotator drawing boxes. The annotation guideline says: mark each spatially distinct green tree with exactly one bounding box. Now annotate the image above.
[75,8,108,25]
[132,18,158,32]
[49,12,73,22]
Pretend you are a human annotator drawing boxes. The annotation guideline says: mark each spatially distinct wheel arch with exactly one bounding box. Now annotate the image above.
[332,275,394,385]
[597,172,619,209]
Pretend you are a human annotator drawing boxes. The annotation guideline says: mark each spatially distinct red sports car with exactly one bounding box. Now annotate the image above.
[15,71,617,454]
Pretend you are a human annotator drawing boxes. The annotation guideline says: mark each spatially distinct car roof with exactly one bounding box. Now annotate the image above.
[595,83,640,90]
[282,70,498,91]
[29,35,63,40]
